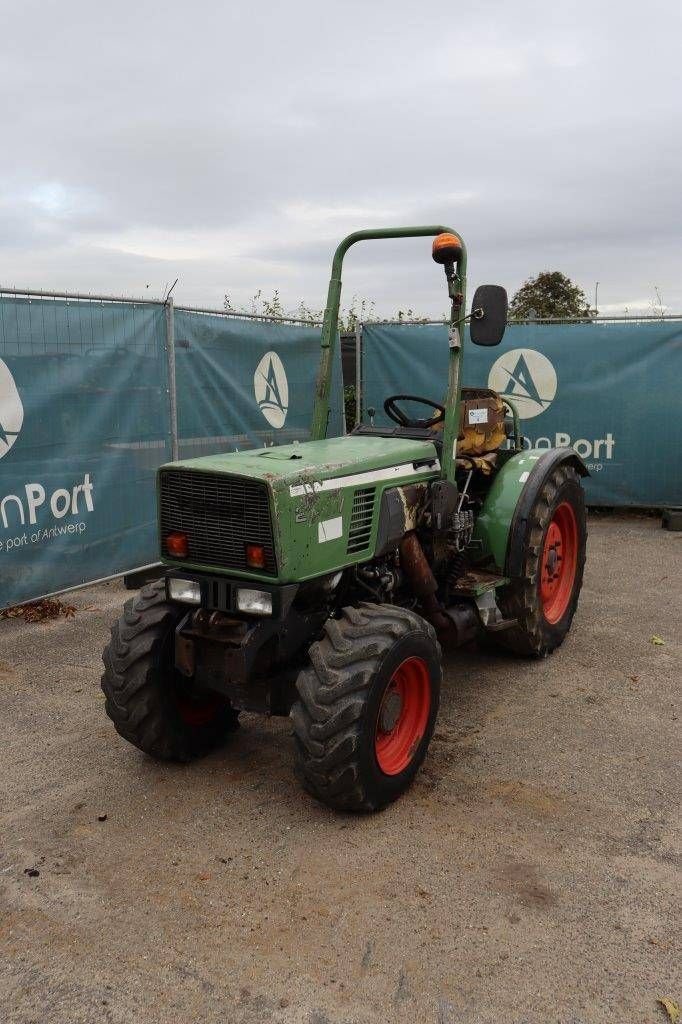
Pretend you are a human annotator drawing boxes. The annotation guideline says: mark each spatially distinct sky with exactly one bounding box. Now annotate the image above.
[1,0,681,318]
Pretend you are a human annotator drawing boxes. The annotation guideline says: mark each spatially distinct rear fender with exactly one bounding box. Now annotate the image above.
[473,449,589,577]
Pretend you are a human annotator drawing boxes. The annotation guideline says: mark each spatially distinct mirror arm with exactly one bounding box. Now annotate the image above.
[451,308,482,331]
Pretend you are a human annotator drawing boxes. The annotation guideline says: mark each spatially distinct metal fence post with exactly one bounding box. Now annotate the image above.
[165,297,179,461]
[355,322,363,428]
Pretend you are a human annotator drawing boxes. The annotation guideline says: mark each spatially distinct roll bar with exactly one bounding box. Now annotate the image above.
[310,225,467,482]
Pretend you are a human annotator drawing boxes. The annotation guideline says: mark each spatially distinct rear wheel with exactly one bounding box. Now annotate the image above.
[291,603,441,812]
[495,463,587,657]
[101,580,239,761]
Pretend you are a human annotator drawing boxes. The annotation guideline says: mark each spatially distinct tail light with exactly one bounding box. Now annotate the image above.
[245,543,266,570]
[166,531,189,558]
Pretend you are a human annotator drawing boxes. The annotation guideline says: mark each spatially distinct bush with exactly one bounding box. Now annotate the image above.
[344,385,356,431]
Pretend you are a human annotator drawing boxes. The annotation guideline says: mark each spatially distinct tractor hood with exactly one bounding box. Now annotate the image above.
[164,434,440,491]
[159,435,440,583]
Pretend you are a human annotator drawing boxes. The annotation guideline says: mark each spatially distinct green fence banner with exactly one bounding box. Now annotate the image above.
[173,311,344,460]
[0,298,171,608]
[0,297,343,607]
[361,319,682,508]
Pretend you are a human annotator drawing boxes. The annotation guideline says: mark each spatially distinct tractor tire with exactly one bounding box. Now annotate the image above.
[495,462,587,658]
[101,580,239,761]
[291,603,441,812]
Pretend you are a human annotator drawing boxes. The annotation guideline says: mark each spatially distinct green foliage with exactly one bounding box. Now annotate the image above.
[293,296,379,333]
[509,272,592,320]
[224,291,430,330]
[344,385,357,430]
[224,289,287,319]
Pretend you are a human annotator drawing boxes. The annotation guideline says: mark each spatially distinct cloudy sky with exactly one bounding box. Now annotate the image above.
[1,0,680,318]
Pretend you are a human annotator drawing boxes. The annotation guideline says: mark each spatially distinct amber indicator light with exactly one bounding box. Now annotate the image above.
[432,232,463,264]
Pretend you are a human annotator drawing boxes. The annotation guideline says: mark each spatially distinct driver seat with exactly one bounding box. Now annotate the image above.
[455,387,508,475]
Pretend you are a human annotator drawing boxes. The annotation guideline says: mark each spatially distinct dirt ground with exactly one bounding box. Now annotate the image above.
[0,514,679,1024]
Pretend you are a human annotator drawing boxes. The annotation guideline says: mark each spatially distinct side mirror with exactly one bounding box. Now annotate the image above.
[469,285,507,346]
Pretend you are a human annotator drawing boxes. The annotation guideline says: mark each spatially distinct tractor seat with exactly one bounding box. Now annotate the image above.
[351,389,510,475]
[455,387,508,475]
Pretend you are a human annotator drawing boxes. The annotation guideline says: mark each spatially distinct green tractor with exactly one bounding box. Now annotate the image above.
[102,226,587,812]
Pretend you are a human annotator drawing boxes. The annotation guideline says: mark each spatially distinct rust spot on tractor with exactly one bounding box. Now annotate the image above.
[398,483,428,530]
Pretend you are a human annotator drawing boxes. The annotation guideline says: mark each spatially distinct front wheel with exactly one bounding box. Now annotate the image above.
[101,580,239,761]
[291,603,442,812]
[495,463,587,657]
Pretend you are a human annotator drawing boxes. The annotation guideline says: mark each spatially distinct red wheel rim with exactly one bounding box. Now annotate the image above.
[374,656,431,776]
[174,692,223,728]
[540,502,578,624]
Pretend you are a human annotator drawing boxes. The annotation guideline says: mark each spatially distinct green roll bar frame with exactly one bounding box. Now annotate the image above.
[310,225,467,482]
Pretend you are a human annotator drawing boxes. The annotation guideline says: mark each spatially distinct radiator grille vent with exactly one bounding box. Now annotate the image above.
[159,469,276,575]
[347,487,376,555]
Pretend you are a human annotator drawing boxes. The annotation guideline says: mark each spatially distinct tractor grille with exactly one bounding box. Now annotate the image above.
[347,487,376,555]
[159,469,276,575]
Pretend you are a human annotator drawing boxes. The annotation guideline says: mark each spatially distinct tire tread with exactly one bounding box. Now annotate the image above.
[291,603,441,811]
[496,465,587,657]
[101,580,236,761]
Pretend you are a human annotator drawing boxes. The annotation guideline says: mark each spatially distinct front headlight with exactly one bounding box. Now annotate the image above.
[236,588,273,616]
[167,578,202,605]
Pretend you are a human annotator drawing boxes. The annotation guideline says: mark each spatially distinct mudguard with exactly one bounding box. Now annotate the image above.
[473,448,589,577]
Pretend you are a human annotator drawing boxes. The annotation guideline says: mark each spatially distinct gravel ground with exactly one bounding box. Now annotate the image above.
[0,514,680,1024]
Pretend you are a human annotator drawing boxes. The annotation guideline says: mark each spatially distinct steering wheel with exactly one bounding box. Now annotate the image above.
[383,394,445,429]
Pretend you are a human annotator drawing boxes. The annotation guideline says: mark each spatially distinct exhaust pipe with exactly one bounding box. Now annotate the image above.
[399,532,451,634]
[399,532,479,645]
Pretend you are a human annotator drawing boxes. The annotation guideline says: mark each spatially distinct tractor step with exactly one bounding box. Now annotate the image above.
[450,568,509,597]
[484,615,518,632]
[470,581,517,632]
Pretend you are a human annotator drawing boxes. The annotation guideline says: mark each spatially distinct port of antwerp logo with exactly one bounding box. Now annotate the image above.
[488,348,558,420]
[254,351,289,429]
[0,358,23,459]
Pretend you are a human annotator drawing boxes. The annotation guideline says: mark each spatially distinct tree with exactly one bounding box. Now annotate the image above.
[509,271,592,320]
